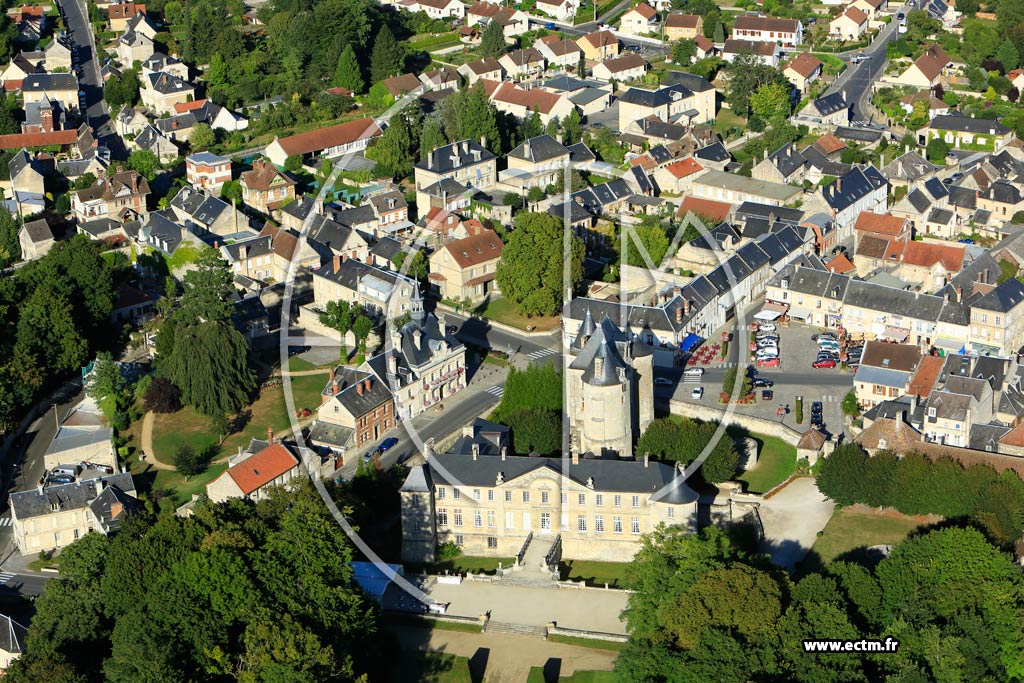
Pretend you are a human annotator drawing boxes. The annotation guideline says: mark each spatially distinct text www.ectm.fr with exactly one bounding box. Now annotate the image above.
[803,638,899,653]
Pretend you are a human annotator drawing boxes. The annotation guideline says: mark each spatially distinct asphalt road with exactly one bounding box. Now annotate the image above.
[444,311,562,361]
[58,0,124,156]
[824,16,902,123]
[0,571,53,597]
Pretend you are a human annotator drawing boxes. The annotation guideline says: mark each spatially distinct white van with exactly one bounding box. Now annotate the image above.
[52,464,80,478]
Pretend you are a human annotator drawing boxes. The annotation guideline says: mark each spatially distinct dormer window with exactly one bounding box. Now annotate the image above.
[928,407,936,418]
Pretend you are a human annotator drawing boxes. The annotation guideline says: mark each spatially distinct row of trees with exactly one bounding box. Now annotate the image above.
[0,236,116,432]
[4,486,384,682]
[636,418,739,484]
[616,523,1024,682]
[817,442,1024,546]
[491,362,563,454]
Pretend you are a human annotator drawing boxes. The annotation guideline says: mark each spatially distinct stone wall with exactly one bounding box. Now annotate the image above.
[669,399,802,446]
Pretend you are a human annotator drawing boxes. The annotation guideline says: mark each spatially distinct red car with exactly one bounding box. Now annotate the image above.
[757,357,781,368]
[812,358,837,369]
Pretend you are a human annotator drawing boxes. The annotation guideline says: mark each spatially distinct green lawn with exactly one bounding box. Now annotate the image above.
[529,667,616,682]
[558,559,630,588]
[150,372,329,465]
[407,556,515,575]
[738,434,797,494]
[475,297,561,332]
[713,109,747,137]
[152,463,229,509]
[812,52,847,76]
[393,652,473,683]
[286,356,335,373]
[546,634,627,652]
[812,507,932,565]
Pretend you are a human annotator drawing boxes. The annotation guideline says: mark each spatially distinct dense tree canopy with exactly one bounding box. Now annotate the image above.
[636,418,739,484]
[0,236,115,430]
[616,522,1024,682]
[5,486,383,683]
[495,212,584,317]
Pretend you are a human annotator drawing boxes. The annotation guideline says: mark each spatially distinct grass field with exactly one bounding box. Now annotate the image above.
[713,109,747,137]
[475,297,561,332]
[394,652,473,683]
[558,559,631,588]
[529,667,616,682]
[546,634,627,652]
[408,556,516,575]
[812,52,847,76]
[738,434,797,493]
[811,506,934,564]
[150,372,329,465]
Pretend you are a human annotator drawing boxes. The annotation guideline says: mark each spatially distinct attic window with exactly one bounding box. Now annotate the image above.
[882,358,890,367]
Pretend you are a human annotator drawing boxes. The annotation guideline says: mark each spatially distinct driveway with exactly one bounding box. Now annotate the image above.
[824,16,902,122]
[426,581,629,634]
[756,477,835,571]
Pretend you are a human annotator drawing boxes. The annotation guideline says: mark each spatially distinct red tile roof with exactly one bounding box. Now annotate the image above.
[382,73,422,97]
[854,211,908,237]
[627,2,657,19]
[173,99,208,114]
[666,12,700,28]
[664,157,703,179]
[785,52,822,78]
[813,133,846,155]
[908,354,944,399]
[441,228,503,268]
[482,80,565,115]
[0,129,78,149]
[839,6,868,24]
[676,196,731,222]
[276,117,383,157]
[107,2,145,20]
[910,44,951,82]
[227,444,298,495]
[900,241,965,271]
[578,30,618,49]
[825,252,855,274]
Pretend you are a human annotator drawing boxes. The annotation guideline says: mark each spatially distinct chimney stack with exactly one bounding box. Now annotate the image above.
[356,382,364,395]
[471,442,479,460]
[500,446,507,461]
[333,254,341,272]
[643,452,649,468]
[267,427,274,444]
[571,449,579,465]
[363,378,372,392]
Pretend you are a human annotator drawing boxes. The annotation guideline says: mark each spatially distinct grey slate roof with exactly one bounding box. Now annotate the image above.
[766,143,806,177]
[972,278,1024,313]
[22,72,77,92]
[969,422,1010,451]
[812,92,848,116]
[508,134,568,163]
[323,366,393,417]
[618,82,695,108]
[929,113,1010,136]
[415,139,495,174]
[735,202,804,223]
[822,166,887,212]
[695,141,730,163]
[10,472,135,520]
[427,452,697,502]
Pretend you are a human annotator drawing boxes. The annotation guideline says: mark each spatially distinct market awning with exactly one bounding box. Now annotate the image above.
[755,302,788,321]
[882,326,910,342]
[679,333,702,353]
[934,337,965,353]
[789,306,811,321]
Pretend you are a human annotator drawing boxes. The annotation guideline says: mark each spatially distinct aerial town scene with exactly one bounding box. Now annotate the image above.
[0,0,1021,679]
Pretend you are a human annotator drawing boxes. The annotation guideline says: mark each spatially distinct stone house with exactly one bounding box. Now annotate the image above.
[18,218,54,260]
[310,254,418,322]
[206,439,302,503]
[141,71,196,115]
[316,367,395,449]
[853,341,923,409]
[897,44,950,88]
[784,52,822,93]
[428,227,503,302]
[71,170,151,222]
[240,157,296,214]
[10,474,138,555]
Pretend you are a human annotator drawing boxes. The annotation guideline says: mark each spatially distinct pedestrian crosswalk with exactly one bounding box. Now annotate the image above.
[0,572,14,584]
[0,517,11,527]
[526,348,557,360]
[485,385,505,398]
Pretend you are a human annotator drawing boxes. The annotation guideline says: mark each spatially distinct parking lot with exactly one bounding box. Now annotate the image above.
[664,321,857,438]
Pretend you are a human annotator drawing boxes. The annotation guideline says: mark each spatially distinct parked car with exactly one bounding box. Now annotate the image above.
[818,341,840,351]
[654,377,674,386]
[361,451,375,463]
[812,333,837,342]
[683,368,704,377]
[757,357,781,368]
[445,325,458,335]
[761,389,774,401]
[752,377,774,388]
[544,21,556,28]
[756,340,779,349]
[812,358,837,368]
[691,386,704,399]
[757,323,777,332]
[811,401,823,416]
[380,437,399,451]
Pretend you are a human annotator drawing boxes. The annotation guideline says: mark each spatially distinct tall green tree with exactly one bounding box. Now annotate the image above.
[479,19,507,58]
[420,117,447,157]
[561,108,582,145]
[495,211,584,316]
[997,38,1020,70]
[370,24,404,83]
[333,44,365,93]
[0,205,19,266]
[159,248,254,417]
[439,83,501,152]
[750,82,791,124]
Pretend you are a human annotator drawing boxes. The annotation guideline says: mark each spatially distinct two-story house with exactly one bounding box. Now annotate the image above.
[316,366,395,449]
[619,2,658,36]
[71,170,151,222]
[428,227,504,302]
[731,15,803,46]
[185,151,231,193]
[206,439,303,503]
[240,157,297,214]
[853,341,923,409]
[822,165,889,242]
[664,12,702,41]
[968,278,1024,357]
[141,71,196,115]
